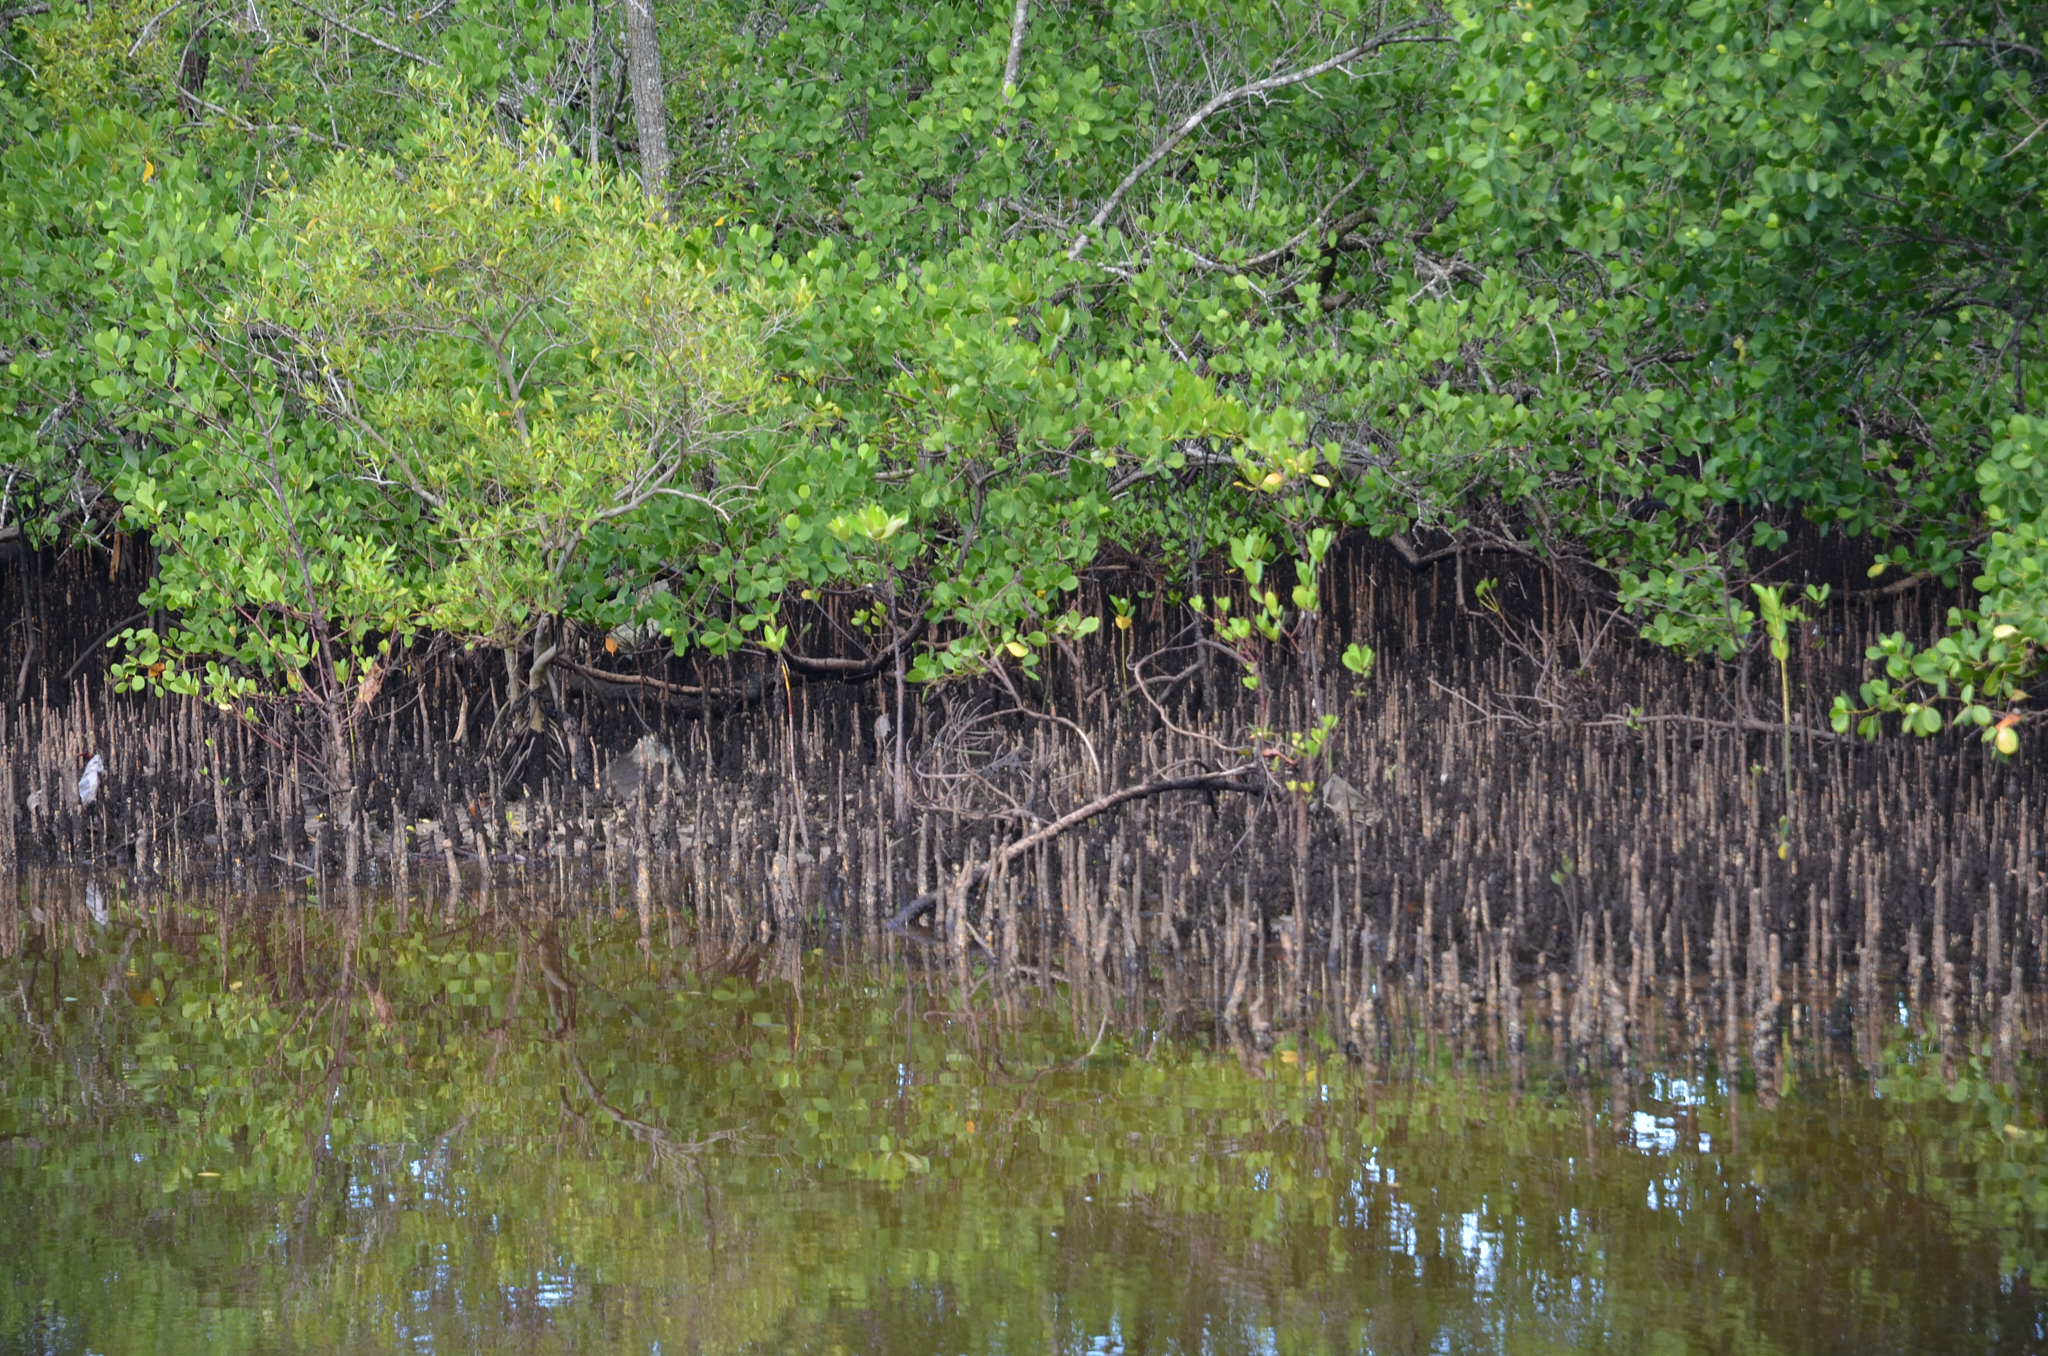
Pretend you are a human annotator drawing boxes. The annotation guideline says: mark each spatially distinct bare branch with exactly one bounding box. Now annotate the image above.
[180,88,346,148]
[887,765,1263,929]
[1844,571,1930,600]
[1584,712,1857,745]
[282,0,442,67]
[779,618,926,678]
[557,657,765,712]
[1069,20,1446,259]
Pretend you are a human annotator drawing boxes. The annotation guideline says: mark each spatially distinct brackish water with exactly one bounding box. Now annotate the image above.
[4,887,2046,1355]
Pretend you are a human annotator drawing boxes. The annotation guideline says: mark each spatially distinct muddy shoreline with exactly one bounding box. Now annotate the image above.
[2,532,2040,1070]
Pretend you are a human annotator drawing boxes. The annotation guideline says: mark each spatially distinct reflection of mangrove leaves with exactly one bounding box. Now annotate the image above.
[5,909,2045,1354]
[868,1144,933,1180]
[1879,1041,2048,1285]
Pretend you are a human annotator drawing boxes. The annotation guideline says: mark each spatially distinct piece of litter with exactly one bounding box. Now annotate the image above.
[78,754,105,807]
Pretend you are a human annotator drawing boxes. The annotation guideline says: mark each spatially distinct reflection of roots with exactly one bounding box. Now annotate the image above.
[542,922,734,1170]
[564,1042,735,1171]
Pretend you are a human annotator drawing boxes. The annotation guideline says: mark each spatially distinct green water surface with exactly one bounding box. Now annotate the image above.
[3,892,2044,1354]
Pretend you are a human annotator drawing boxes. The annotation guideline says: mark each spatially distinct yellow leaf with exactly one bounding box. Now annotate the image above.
[605,636,619,654]
[142,160,154,183]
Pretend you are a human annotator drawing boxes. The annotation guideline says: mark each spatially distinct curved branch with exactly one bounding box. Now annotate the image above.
[779,617,928,678]
[557,657,765,711]
[1385,531,1460,567]
[61,611,150,686]
[933,702,1103,790]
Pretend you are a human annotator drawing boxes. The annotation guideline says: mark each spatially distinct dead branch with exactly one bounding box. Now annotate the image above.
[1584,712,1857,744]
[887,764,1264,930]
[1069,20,1448,259]
[281,0,442,66]
[557,657,764,711]
[779,617,926,679]
[1844,572,1930,600]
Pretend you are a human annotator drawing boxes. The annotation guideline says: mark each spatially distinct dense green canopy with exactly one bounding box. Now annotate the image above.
[1,0,2042,742]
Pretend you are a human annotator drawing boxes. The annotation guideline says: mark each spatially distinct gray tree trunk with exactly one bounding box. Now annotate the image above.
[624,0,670,202]
[1001,0,1030,102]
[994,0,1031,141]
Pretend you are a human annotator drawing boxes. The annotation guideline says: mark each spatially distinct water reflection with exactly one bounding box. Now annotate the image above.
[0,884,2043,1354]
